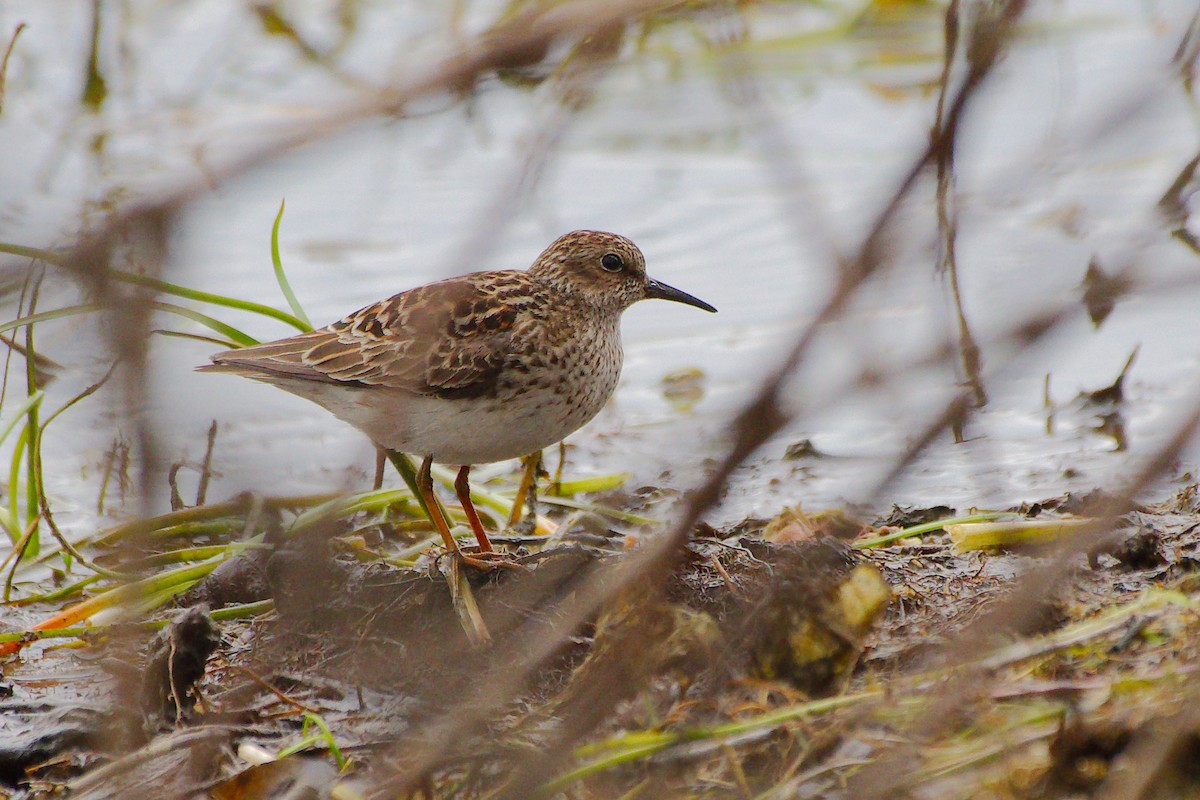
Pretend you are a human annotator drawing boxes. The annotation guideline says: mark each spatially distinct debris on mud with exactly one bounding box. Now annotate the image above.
[5,485,1200,798]
[141,606,221,728]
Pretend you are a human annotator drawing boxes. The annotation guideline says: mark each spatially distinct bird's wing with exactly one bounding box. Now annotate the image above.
[205,271,537,399]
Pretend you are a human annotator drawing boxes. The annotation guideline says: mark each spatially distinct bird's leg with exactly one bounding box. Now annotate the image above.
[454,465,494,553]
[525,451,545,522]
[416,457,516,571]
[507,453,541,528]
[552,441,566,495]
[418,455,462,557]
[373,447,386,491]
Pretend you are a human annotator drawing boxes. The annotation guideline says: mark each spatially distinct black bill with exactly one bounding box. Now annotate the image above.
[644,279,717,313]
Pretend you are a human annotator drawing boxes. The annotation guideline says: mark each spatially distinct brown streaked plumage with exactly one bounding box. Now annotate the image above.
[201,230,716,566]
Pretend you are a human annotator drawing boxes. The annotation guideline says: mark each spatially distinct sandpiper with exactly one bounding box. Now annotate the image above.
[202,230,716,566]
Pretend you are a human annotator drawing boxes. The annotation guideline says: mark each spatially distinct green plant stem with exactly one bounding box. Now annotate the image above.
[2,517,39,601]
[852,512,1007,549]
[211,599,275,620]
[385,451,463,541]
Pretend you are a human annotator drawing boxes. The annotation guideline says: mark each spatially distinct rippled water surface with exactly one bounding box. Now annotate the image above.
[2,0,1199,532]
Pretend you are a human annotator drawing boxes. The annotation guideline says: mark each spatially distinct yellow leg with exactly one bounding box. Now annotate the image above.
[507,453,541,527]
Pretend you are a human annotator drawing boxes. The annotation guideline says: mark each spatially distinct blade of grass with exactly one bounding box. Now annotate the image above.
[0,554,230,657]
[0,242,62,263]
[538,495,658,526]
[271,200,312,329]
[138,538,266,568]
[852,511,1008,549]
[210,599,275,621]
[0,599,275,645]
[0,304,104,336]
[152,330,244,349]
[119,270,312,332]
[30,361,121,580]
[1,515,39,590]
[151,301,259,347]
[0,242,312,333]
[0,505,20,543]
[945,518,1094,553]
[548,472,630,496]
[540,690,884,797]
[0,390,44,448]
[23,267,43,545]
[8,424,28,544]
[277,711,348,769]
[89,492,335,549]
[37,365,113,435]
[289,487,416,532]
[10,574,101,605]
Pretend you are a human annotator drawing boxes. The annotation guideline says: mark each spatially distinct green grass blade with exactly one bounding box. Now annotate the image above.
[271,200,312,329]
[8,427,26,539]
[0,390,44,446]
[113,269,312,332]
[0,304,103,336]
[0,506,18,541]
[38,363,115,434]
[0,241,312,333]
[23,285,42,539]
[852,512,1008,549]
[151,301,259,346]
[0,242,64,264]
[152,330,243,349]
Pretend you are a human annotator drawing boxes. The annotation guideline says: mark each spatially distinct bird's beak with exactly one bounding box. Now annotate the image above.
[644,279,717,313]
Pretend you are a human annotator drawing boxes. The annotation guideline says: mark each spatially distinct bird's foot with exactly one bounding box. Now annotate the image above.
[454,547,528,572]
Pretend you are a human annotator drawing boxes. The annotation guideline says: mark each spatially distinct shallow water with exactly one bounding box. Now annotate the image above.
[2,0,1200,537]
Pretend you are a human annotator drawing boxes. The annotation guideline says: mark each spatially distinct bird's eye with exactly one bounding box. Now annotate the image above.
[601,253,624,272]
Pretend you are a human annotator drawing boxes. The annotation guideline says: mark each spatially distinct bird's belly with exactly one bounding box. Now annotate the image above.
[411,390,603,464]
[255,323,625,465]
[291,371,619,465]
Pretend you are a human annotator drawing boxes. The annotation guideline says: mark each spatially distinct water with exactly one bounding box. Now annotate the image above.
[2,0,1199,536]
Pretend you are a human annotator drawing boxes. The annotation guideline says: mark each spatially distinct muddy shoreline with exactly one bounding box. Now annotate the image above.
[4,487,1199,798]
